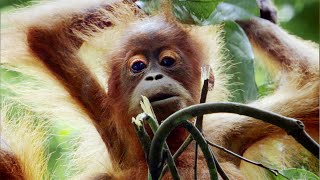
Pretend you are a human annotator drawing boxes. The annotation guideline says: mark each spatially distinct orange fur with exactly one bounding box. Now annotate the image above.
[0,1,318,179]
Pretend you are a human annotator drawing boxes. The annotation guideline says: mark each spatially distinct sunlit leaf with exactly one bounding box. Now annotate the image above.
[223,21,258,103]
[132,116,143,128]
[172,0,223,24]
[140,96,157,121]
[204,0,259,25]
[275,168,319,180]
[224,0,259,15]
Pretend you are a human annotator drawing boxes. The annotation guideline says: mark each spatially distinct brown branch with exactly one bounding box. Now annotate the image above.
[206,140,289,179]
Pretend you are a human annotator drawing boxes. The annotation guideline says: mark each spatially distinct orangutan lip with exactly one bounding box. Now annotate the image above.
[148,93,177,103]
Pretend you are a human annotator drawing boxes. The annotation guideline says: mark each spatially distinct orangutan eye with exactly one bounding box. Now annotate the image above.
[160,56,175,67]
[131,60,147,73]
[159,49,179,68]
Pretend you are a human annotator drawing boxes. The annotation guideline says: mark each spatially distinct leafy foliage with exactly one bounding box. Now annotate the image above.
[167,0,259,103]
[0,0,33,9]
[276,168,320,180]
[223,21,258,102]
[172,0,223,24]
[203,0,258,24]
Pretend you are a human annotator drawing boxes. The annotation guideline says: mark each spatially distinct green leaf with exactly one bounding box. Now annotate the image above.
[224,0,259,15]
[257,83,276,98]
[0,68,25,97]
[0,0,33,8]
[204,0,259,24]
[223,21,258,103]
[172,0,223,24]
[254,63,276,97]
[138,0,259,25]
[275,168,319,180]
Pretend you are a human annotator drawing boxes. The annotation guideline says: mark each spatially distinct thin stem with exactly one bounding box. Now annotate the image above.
[194,66,210,179]
[206,140,289,180]
[194,143,199,180]
[173,135,194,159]
[160,135,193,178]
[132,117,151,160]
[195,78,210,130]
[212,154,230,180]
[183,122,219,180]
[149,102,318,179]
[149,121,219,180]
[143,114,180,180]
[152,102,319,158]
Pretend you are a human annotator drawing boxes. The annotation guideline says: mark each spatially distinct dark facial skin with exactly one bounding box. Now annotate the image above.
[105,20,204,153]
[107,20,204,123]
[128,48,195,120]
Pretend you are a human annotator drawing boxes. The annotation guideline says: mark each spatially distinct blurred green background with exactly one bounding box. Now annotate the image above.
[1,0,318,42]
